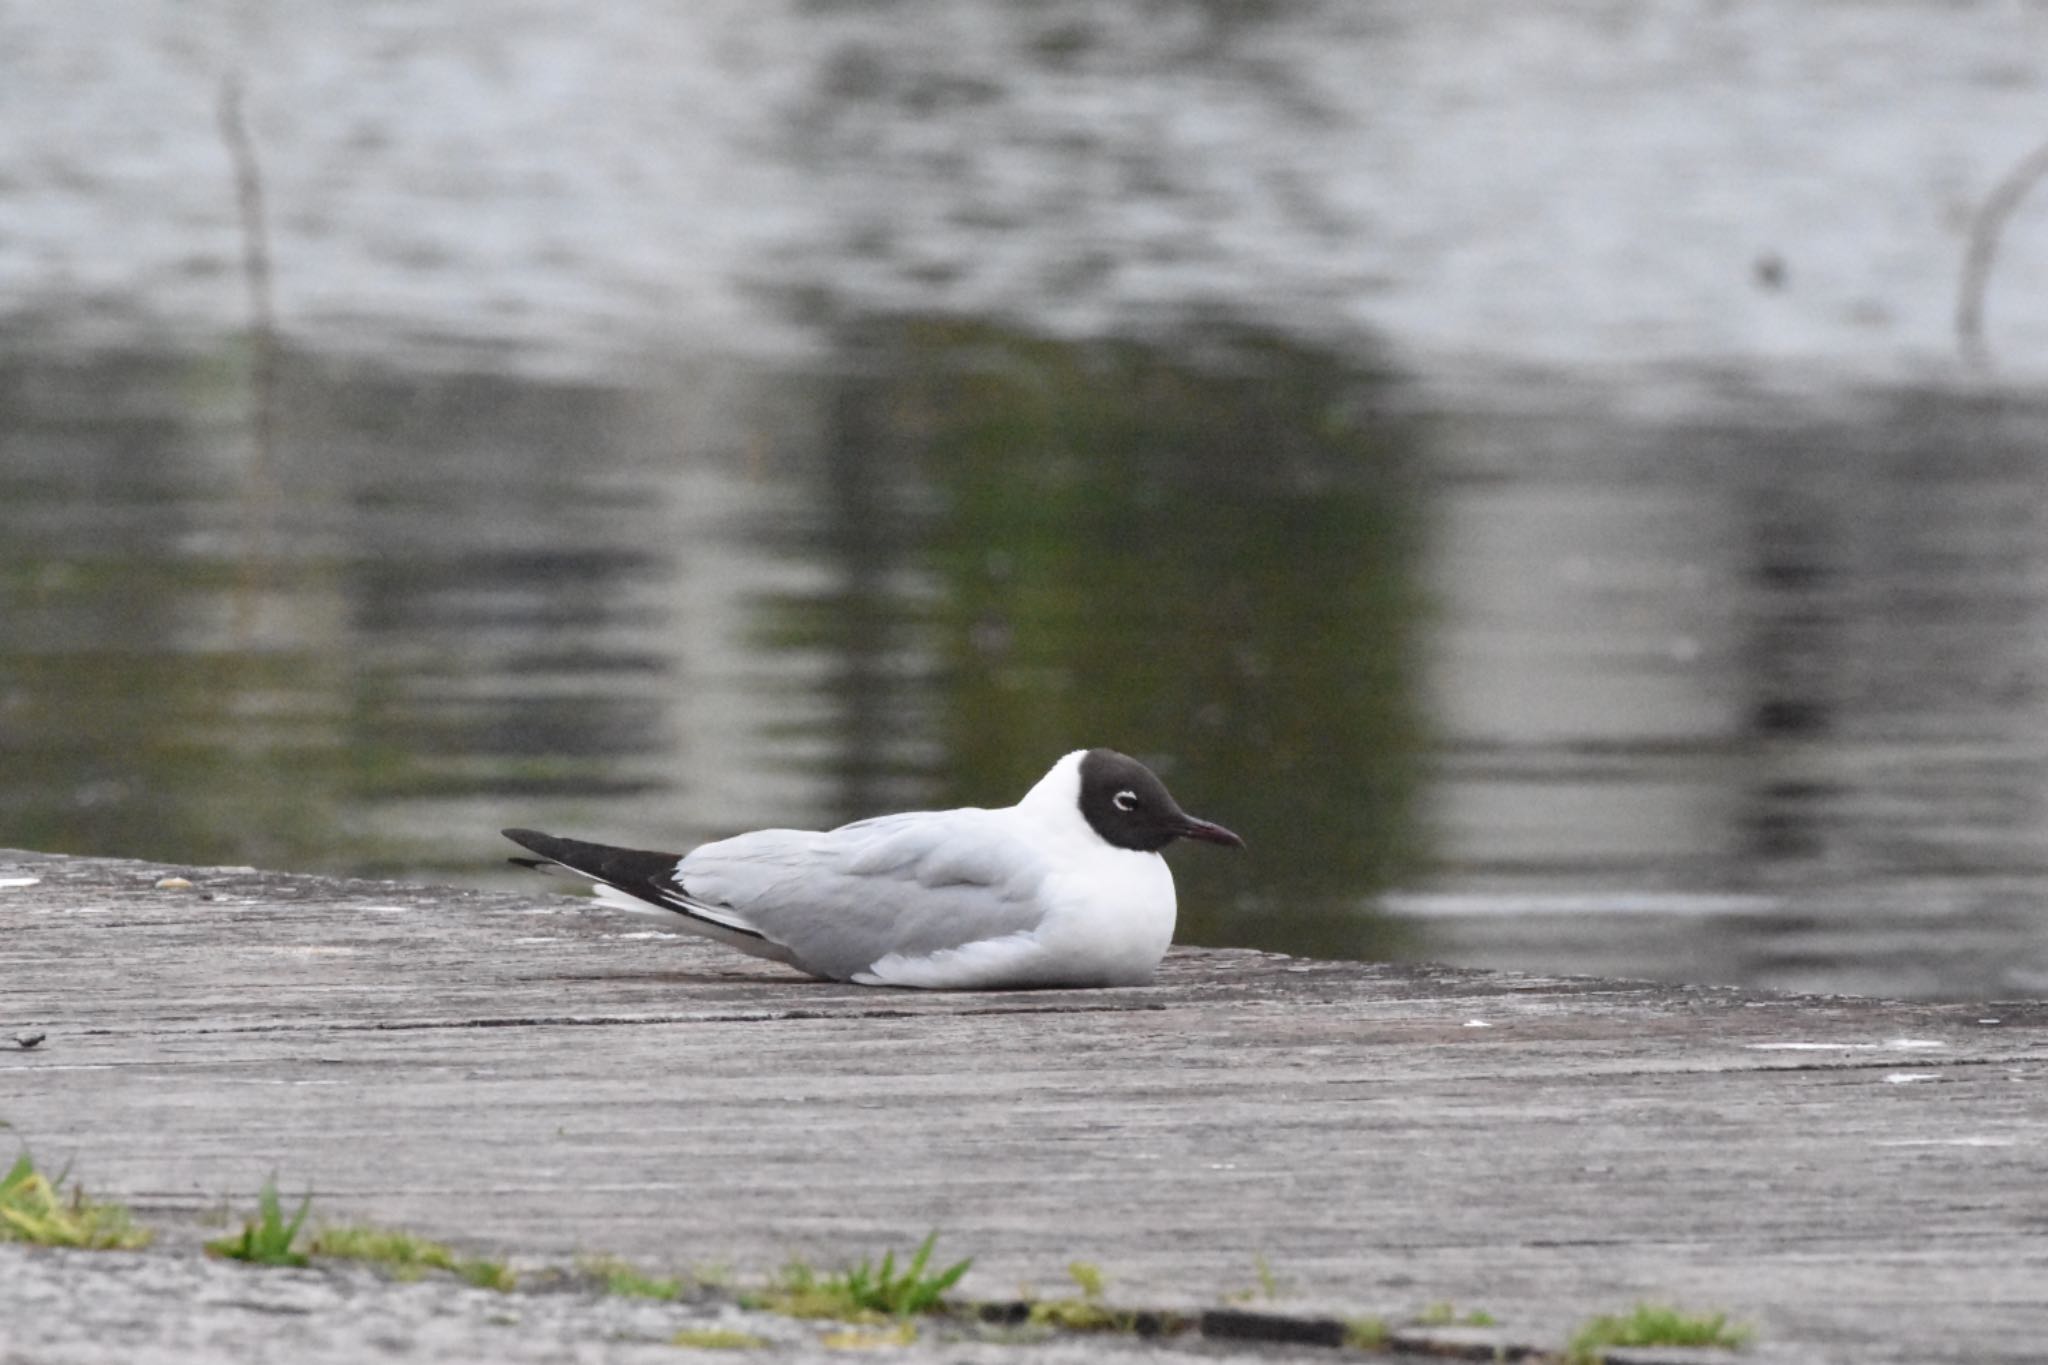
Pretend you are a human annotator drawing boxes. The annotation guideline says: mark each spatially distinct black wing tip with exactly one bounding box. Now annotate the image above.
[502,828,566,861]
[497,827,686,882]
[496,828,769,944]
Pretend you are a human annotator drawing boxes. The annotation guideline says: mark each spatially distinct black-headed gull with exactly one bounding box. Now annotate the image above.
[502,748,1243,989]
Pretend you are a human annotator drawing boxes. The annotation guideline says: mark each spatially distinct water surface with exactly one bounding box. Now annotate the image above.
[5,324,2047,999]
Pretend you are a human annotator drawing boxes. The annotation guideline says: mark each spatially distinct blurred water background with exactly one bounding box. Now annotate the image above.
[6,2,2048,1000]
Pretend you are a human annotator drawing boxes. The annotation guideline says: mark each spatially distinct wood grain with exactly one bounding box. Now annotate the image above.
[4,849,2045,1363]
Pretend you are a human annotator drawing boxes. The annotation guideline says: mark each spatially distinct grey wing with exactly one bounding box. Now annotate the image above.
[672,809,1052,980]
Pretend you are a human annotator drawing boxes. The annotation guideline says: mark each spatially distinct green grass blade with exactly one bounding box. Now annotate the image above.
[905,1233,934,1280]
[257,1178,282,1235]
[282,1193,312,1246]
[208,1178,312,1266]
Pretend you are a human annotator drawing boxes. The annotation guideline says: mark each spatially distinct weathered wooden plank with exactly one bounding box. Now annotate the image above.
[4,849,2046,1364]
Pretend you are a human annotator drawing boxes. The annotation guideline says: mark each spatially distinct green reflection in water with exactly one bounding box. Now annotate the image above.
[1,564,353,871]
[0,350,669,878]
[784,319,1429,961]
[0,353,325,869]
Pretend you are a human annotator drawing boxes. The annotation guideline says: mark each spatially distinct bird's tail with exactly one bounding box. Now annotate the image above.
[500,826,795,966]
[501,827,688,912]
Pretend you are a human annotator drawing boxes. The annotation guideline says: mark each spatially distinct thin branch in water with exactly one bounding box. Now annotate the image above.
[216,72,281,638]
[1956,137,2048,372]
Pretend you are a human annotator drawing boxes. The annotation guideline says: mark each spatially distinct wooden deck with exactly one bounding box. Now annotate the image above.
[3,848,2045,1364]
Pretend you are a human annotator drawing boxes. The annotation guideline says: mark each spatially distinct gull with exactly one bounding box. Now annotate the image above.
[502,748,1243,989]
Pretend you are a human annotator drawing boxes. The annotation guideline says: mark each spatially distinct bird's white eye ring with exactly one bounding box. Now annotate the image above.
[1113,790,1139,812]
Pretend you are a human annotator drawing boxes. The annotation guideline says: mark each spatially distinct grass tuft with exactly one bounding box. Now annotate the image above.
[672,1326,767,1350]
[205,1176,311,1266]
[1065,1260,1106,1300]
[1027,1298,1129,1331]
[1344,1316,1389,1350]
[746,1234,969,1322]
[579,1253,682,1299]
[747,1261,882,1324]
[459,1257,518,1292]
[1025,1259,1134,1332]
[310,1222,514,1290]
[310,1224,453,1280]
[1566,1303,1753,1363]
[839,1233,970,1317]
[0,1149,151,1250]
[1417,1301,1495,1328]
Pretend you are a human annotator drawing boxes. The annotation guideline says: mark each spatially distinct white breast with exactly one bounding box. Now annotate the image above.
[1032,846,1177,986]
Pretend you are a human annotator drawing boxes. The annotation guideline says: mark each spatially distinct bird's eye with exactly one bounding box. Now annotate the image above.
[1113,790,1139,812]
